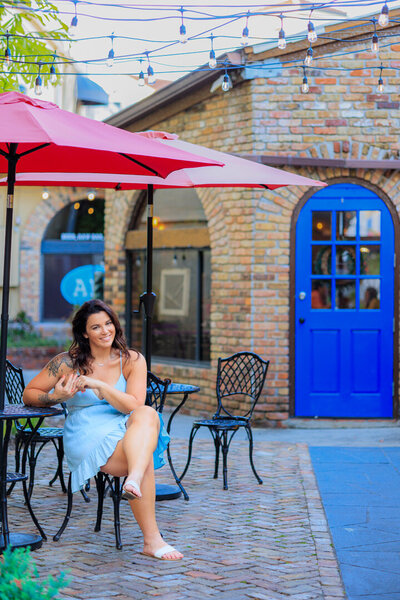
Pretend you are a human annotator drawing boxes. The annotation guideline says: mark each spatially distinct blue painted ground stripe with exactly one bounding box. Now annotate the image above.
[310,447,400,600]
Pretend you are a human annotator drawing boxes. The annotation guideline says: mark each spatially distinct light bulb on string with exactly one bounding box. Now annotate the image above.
[371,19,379,53]
[69,0,78,37]
[307,15,317,43]
[146,53,156,85]
[4,31,11,67]
[304,46,313,67]
[42,188,49,200]
[241,12,250,46]
[277,15,286,50]
[138,59,145,86]
[222,66,232,92]
[50,56,57,83]
[35,62,43,96]
[301,67,309,94]
[107,34,115,68]
[208,33,217,69]
[179,7,187,43]
[378,2,389,27]
[371,33,379,53]
[377,65,384,93]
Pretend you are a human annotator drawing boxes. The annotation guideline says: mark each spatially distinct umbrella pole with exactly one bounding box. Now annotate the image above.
[0,144,17,411]
[141,184,156,370]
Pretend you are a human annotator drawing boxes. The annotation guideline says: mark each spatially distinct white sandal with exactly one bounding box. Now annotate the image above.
[122,480,141,500]
[142,544,182,560]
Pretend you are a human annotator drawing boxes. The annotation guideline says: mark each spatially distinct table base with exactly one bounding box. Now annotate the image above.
[0,532,42,552]
[155,483,181,501]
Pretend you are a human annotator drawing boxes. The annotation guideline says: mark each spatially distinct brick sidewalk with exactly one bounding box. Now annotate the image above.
[6,439,346,600]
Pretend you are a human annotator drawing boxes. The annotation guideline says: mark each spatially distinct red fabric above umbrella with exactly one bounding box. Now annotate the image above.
[0,93,222,177]
[2,131,326,190]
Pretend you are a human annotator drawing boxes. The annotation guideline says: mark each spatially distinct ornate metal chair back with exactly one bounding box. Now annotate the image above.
[146,371,171,414]
[5,360,31,432]
[215,351,269,420]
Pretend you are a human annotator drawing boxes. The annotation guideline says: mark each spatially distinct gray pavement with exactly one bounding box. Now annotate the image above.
[22,368,400,599]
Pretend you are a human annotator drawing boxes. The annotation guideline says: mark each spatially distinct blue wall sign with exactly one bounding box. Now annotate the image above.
[60,264,105,305]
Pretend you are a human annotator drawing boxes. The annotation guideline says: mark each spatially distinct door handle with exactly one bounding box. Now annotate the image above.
[299,317,305,324]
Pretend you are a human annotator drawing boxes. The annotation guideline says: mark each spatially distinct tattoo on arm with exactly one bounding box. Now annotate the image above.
[47,354,73,377]
[38,393,58,407]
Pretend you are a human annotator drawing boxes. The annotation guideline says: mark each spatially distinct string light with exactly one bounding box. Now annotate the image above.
[49,55,57,83]
[307,18,317,43]
[304,45,313,66]
[4,31,11,68]
[241,11,250,47]
[179,6,187,44]
[138,58,145,86]
[107,33,115,68]
[87,190,96,200]
[371,19,379,53]
[146,52,156,85]
[208,33,217,69]
[222,65,232,92]
[377,65,384,93]
[301,66,309,94]
[35,62,43,96]
[277,15,286,50]
[69,0,79,38]
[41,188,49,200]
[378,2,389,27]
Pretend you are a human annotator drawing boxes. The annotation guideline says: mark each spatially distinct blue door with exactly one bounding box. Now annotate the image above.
[295,183,395,417]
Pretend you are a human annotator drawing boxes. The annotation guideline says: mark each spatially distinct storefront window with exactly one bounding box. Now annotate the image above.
[41,199,104,320]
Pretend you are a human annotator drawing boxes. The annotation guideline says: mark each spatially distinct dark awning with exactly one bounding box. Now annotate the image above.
[76,75,109,106]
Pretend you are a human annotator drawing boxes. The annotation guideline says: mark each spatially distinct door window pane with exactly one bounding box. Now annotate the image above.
[360,279,380,309]
[360,246,380,275]
[335,280,356,309]
[360,211,381,241]
[312,212,331,241]
[312,245,331,275]
[311,280,331,309]
[336,211,356,240]
[336,246,356,275]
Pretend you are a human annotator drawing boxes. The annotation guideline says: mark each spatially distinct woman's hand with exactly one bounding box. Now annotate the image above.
[75,375,104,399]
[54,373,80,400]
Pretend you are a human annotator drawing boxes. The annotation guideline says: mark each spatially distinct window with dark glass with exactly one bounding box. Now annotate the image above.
[126,189,210,363]
[41,198,105,320]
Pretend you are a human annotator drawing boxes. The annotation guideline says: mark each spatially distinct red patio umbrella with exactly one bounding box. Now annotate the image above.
[0,94,222,411]
[3,132,326,368]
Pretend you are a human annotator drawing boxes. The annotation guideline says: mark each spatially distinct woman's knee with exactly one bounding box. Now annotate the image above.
[127,405,159,428]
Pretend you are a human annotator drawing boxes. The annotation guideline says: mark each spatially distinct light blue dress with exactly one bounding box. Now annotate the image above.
[63,357,170,493]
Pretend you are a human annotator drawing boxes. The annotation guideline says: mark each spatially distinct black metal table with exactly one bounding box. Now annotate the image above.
[0,404,63,551]
[156,382,200,502]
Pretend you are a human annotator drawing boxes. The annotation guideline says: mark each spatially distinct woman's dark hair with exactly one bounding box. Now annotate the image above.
[69,299,131,374]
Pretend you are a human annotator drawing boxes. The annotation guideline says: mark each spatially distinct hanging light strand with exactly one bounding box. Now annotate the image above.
[49,54,57,83]
[278,14,286,50]
[35,61,43,95]
[371,18,379,53]
[307,11,317,43]
[107,33,115,68]
[377,64,384,93]
[69,0,79,38]
[146,51,156,85]
[179,6,187,44]
[378,2,389,27]
[4,31,11,68]
[138,57,145,86]
[241,11,250,47]
[208,33,217,68]
[301,65,309,94]
[221,63,232,92]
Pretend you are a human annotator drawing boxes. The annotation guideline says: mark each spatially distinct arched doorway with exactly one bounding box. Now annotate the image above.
[294,182,396,417]
[41,197,105,320]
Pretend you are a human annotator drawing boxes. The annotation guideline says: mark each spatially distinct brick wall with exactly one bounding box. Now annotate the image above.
[103,29,400,425]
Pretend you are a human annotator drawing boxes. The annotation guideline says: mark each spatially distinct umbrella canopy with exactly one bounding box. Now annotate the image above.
[0,132,325,368]
[4,133,325,189]
[0,93,222,177]
[0,96,223,412]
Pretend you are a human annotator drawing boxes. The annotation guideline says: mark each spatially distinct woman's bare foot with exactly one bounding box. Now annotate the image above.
[143,534,183,560]
[122,480,142,500]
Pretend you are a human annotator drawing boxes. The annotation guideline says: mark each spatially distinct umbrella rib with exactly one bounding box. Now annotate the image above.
[119,153,162,177]
[17,143,51,159]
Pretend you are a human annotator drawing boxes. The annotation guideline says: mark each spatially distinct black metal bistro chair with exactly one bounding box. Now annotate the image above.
[54,371,171,550]
[180,351,269,490]
[5,359,67,499]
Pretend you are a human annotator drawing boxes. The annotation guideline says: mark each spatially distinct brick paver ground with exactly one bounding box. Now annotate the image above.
[6,437,346,599]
